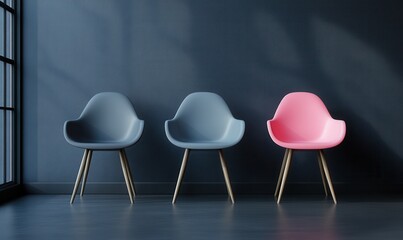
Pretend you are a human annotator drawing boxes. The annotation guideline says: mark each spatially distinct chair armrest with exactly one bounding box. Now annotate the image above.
[223,118,245,144]
[125,119,144,144]
[323,119,346,144]
[165,119,179,142]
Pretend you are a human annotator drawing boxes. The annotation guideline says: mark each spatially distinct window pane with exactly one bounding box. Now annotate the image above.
[5,110,12,182]
[0,63,4,107]
[6,63,12,107]
[6,0,14,9]
[0,10,4,57]
[0,110,4,185]
[6,10,12,59]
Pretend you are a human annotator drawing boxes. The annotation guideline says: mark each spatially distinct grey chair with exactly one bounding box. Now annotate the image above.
[165,92,245,204]
[64,92,144,204]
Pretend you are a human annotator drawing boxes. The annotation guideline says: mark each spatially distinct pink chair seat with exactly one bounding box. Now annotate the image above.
[267,119,345,149]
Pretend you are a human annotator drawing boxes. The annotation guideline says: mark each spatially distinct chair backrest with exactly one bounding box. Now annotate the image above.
[173,92,234,140]
[272,92,332,140]
[79,92,140,141]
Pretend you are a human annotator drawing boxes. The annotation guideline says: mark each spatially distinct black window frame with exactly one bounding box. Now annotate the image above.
[0,0,21,198]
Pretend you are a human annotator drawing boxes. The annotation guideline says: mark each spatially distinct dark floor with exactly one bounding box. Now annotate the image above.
[1,195,403,240]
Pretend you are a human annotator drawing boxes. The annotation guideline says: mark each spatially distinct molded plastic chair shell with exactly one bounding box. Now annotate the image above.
[64,92,144,150]
[165,92,245,149]
[64,92,143,204]
[267,92,346,204]
[165,92,245,204]
[267,92,346,150]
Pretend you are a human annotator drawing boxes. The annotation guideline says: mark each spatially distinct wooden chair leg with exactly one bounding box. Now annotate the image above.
[275,149,290,197]
[70,149,89,204]
[119,150,134,204]
[319,150,337,204]
[218,150,235,204]
[277,149,293,204]
[317,151,328,197]
[172,149,190,204]
[80,150,93,196]
[121,149,136,196]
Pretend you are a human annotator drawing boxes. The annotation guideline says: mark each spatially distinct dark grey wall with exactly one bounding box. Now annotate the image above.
[23,0,403,194]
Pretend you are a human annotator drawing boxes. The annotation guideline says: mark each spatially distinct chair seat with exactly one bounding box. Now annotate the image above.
[64,123,144,150]
[165,117,245,150]
[64,140,135,150]
[165,139,240,150]
[268,139,343,150]
[267,117,346,150]
[64,111,144,150]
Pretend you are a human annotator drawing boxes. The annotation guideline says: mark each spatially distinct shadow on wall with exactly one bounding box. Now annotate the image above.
[26,0,403,188]
[183,0,403,184]
[314,18,403,182]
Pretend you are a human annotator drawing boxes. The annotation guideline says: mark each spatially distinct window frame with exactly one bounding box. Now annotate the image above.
[0,0,21,195]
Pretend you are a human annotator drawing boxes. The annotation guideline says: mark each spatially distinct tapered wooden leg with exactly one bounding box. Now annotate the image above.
[277,149,293,204]
[70,149,89,204]
[319,150,337,204]
[119,150,134,198]
[172,149,190,204]
[80,150,93,196]
[218,150,235,204]
[275,149,290,197]
[119,151,134,204]
[120,149,136,196]
[317,151,328,196]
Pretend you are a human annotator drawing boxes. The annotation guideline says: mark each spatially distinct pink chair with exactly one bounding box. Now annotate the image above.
[267,92,346,204]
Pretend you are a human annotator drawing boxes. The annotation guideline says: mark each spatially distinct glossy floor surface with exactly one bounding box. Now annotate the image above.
[1,195,403,240]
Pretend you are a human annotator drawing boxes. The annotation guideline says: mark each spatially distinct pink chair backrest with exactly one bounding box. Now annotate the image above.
[273,92,332,141]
